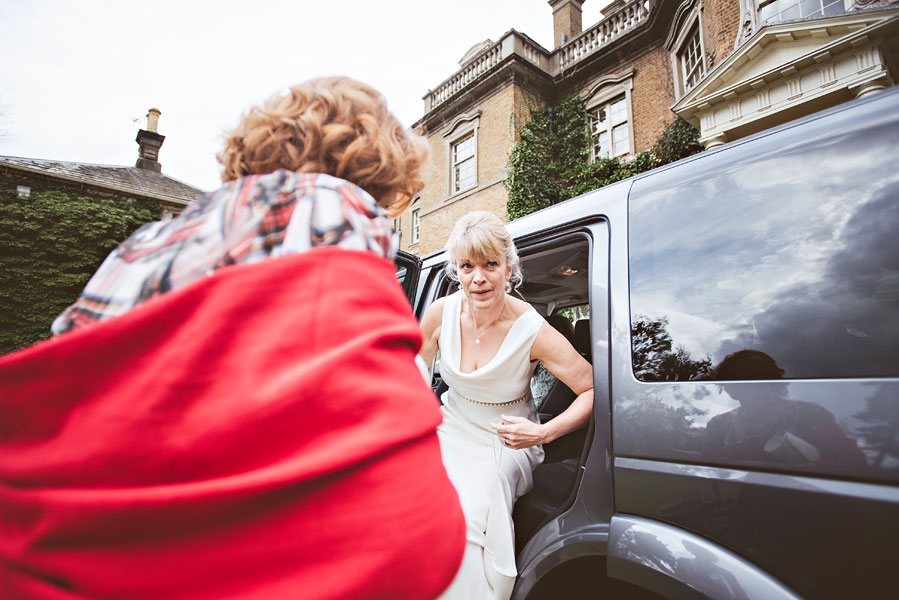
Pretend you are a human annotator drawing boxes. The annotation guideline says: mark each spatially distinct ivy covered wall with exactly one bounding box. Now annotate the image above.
[506,95,705,220]
[0,186,161,355]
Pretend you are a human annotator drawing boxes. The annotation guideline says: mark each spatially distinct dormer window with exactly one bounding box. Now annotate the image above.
[757,0,845,26]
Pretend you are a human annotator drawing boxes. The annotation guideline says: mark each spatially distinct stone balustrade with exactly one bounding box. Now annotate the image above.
[423,33,550,113]
[422,0,654,114]
[559,0,653,69]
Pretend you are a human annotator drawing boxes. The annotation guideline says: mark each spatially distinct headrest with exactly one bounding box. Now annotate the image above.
[546,313,575,345]
[574,319,591,361]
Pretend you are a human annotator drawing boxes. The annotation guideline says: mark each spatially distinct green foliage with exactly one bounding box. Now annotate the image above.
[506,104,557,219]
[653,116,706,165]
[0,189,160,354]
[506,94,704,219]
[632,315,712,381]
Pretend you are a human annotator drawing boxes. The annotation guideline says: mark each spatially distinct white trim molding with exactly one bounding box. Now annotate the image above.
[672,9,899,148]
[584,70,637,160]
[443,110,481,198]
[666,0,708,98]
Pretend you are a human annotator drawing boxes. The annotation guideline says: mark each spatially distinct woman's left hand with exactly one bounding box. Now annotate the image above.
[491,415,547,450]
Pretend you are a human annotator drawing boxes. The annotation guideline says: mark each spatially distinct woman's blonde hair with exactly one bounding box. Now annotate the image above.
[217,76,428,215]
[444,211,522,292]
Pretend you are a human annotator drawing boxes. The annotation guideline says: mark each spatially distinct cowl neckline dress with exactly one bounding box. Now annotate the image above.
[437,291,545,600]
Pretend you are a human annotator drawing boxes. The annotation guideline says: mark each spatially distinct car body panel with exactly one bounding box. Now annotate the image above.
[406,88,899,599]
[608,514,802,600]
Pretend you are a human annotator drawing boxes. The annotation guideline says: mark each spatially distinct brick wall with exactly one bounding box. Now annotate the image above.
[703,0,742,67]
[629,45,677,152]
[575,43,676,154]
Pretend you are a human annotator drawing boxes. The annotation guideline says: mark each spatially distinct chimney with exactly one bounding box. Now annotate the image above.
[549,0,584,49]
[135,108,165,172]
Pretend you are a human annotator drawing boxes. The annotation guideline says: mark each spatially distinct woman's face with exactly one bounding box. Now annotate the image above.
[457,253,511,311]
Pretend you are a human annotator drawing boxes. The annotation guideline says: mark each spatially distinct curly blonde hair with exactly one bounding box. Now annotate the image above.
[217,77,428,215]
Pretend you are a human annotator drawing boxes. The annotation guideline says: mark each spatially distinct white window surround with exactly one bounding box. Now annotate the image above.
[411,202,421,245]
[452,134,476,193]
[443,111,481,198]
[584,72,635,161]
[681,23,706,91]
[666,0,707,98]
[589,96,630,159]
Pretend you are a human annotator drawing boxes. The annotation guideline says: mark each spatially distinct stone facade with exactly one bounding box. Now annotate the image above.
[407,83,536,255]
[400,0,899,256]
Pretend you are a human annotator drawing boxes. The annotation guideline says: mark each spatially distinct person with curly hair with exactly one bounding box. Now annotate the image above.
[0,77,465,599]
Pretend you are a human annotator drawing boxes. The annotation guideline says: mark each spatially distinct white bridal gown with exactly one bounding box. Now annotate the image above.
[437,291,545,600]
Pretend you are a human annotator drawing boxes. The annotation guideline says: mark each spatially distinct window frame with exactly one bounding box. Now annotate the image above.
[668,3,707,98]
[585,77,635,162]
[679,22,705,92]
[443,111,481,198]
[756,0,848,26]
[411,203,421,245]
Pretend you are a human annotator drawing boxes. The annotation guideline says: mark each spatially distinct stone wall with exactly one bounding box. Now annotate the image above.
[402,81,539,255]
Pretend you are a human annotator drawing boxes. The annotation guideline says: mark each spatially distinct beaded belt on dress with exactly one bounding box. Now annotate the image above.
[454,391,528,406]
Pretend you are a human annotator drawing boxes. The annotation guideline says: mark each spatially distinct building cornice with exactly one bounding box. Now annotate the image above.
[675,9,898,111]
[419,0,656,118]
[672,9,899,145]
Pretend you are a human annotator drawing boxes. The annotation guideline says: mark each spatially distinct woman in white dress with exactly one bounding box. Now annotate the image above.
[419,212,594,600]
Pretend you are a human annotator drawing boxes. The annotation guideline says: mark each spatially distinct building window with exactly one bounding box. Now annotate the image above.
[757,0,844,26]
[452,133,476,193]
[590,95,630,160]
[411,206,420,245]
[679,23,705,92]
[16,185,31,199]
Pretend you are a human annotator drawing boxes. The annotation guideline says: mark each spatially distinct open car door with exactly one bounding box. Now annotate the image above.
[394,250,422,307]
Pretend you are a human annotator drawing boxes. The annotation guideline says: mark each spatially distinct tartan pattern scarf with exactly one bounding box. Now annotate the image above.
[52,170,396,335]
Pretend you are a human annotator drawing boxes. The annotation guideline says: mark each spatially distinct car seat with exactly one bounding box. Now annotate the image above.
[514,319,593,552]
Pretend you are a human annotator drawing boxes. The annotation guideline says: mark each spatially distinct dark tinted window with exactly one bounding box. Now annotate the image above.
[629,99,899,380]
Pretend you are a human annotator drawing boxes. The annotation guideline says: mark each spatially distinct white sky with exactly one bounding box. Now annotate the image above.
[0,0,612,192]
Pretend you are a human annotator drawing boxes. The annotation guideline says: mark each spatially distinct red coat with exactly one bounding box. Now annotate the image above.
[0,247,464,599]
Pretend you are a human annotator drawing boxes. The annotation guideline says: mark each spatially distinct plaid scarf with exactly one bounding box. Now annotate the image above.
[52,170,396,334]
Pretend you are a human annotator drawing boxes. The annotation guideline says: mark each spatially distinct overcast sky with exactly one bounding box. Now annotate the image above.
[0,0,612,192]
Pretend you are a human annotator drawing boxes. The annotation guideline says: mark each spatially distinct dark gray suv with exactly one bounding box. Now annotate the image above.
[395,86,899,599]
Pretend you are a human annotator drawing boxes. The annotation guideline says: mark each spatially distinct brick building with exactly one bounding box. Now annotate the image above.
[399,0,899,255]
[0,109,203,215]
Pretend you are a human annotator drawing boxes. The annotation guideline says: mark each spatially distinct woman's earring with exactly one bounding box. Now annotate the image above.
[505,279,512,293]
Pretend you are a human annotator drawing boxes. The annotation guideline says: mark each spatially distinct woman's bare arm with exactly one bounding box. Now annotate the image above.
[492,322,594,449]
[418,297,446,367]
